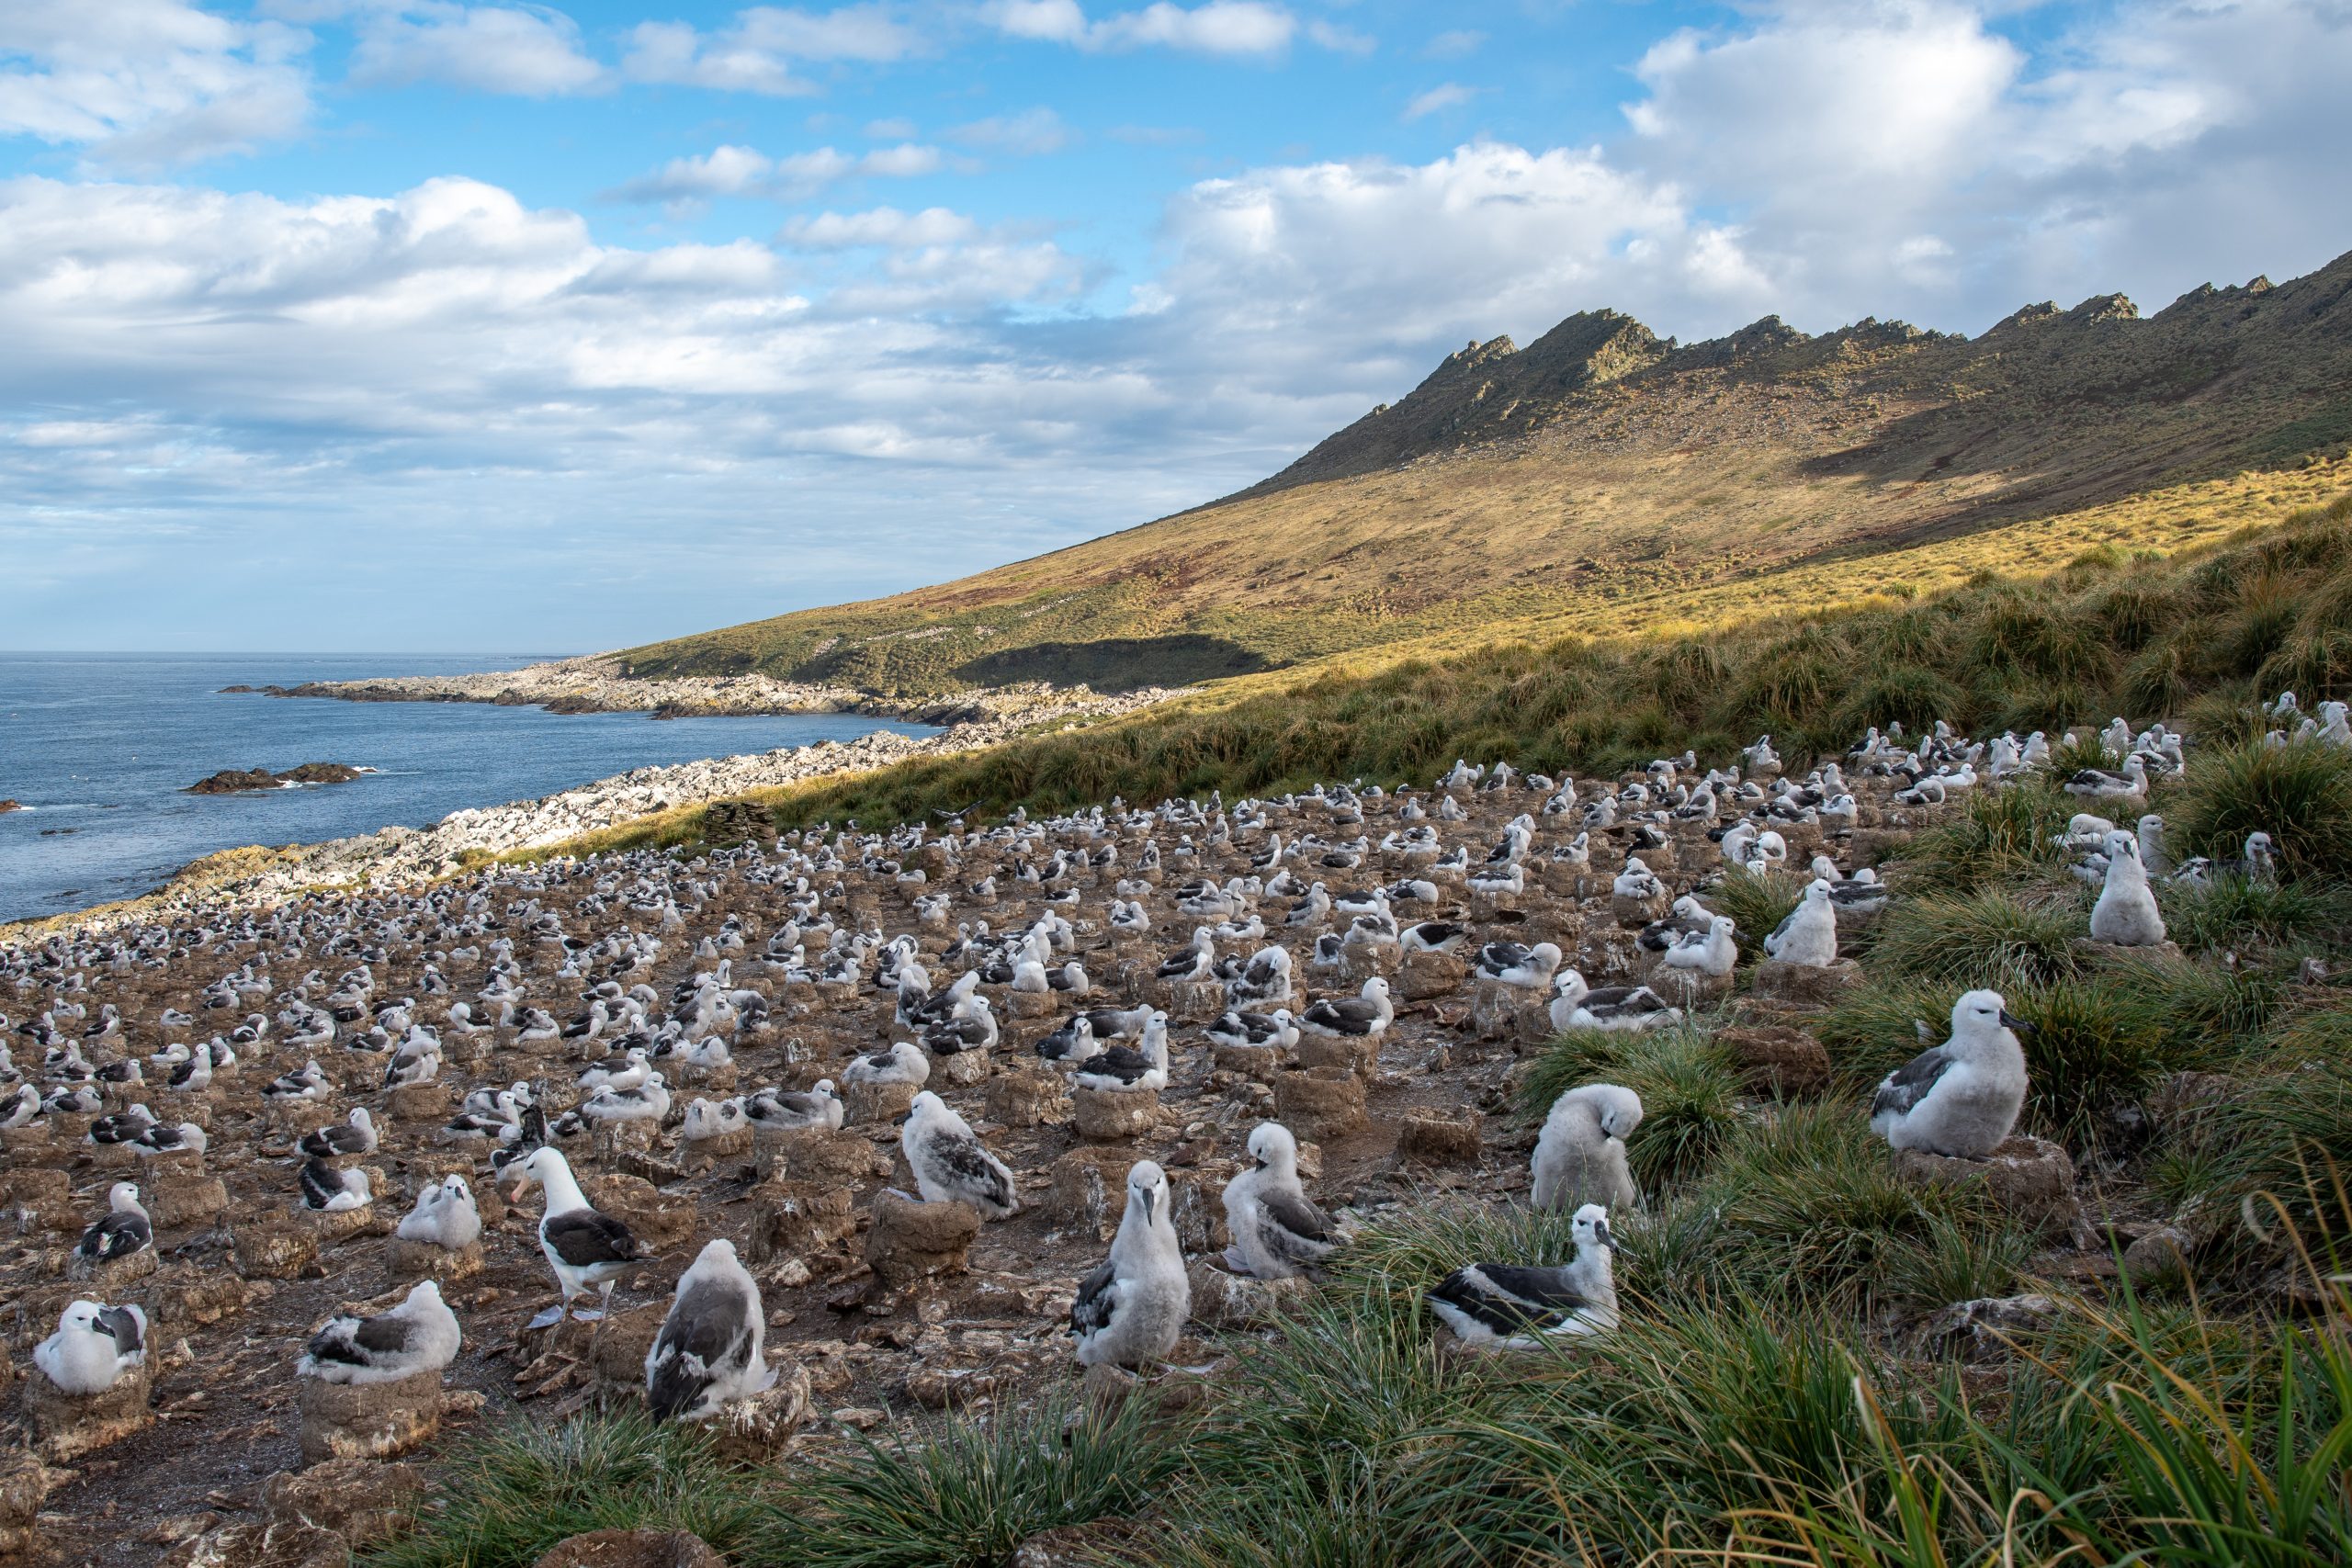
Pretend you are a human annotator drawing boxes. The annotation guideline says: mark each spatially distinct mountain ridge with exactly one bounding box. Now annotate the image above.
[619,248,2352,696]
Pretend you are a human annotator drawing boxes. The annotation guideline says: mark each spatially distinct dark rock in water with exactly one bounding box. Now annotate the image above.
[217,684,257,694]
[187,762,365,794]
[187,768,284,795]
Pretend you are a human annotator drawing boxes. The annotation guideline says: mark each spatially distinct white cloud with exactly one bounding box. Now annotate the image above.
[622,4,921,95]
[607,141,943,205]
[0,0,313,167]
[982,1,1301,56]
[1401,83,1476,121]
[864,115,917,139]
[782,205,979,247]
[350,3,606,96]
[946,106,1071,154]
[1422,28,1482,60]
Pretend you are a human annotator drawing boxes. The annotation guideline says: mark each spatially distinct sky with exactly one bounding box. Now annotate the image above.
[5,1,2349,654]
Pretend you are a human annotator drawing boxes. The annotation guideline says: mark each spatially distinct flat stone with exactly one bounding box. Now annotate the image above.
[1893,1135,2082,1236]
[531,1529,728,1568]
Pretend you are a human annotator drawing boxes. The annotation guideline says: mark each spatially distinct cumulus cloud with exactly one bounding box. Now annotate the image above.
[622,4,922,95]
[0,0,314,167]
[605,141,943,205]
[1401,82,1476,121]
[349,3,606,96]
[945,106,1071,154]
[781,205,979,247]
[983,0,1300,56]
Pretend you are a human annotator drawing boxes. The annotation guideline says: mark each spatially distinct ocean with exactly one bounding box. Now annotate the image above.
[0,653,937,925]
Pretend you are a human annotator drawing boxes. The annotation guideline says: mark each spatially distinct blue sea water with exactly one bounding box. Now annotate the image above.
[0,653,937,925]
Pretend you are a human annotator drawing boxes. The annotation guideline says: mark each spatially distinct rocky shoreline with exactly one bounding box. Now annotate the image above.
[7,684,1182,935]
[222,653,1067,727]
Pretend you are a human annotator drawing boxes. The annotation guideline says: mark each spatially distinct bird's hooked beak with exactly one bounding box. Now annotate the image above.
[1140,1184,1159,1224]
[1999,1010,2036,1035]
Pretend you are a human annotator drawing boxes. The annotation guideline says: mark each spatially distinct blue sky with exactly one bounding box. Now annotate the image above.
[5,1,2349,654]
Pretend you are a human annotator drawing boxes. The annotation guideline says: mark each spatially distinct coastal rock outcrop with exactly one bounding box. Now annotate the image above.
[187,763,365,794]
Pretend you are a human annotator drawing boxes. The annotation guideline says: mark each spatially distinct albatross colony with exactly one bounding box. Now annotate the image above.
[0,695,2318,1557]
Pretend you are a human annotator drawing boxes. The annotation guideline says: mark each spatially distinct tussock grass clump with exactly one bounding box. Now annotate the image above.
[2175,736,2352,880]
[766,1395,1170,1568]
[1821,974,2182,1148]
[367,1408,770,1568]
[1515,1023,1741,1188]
[1896,778,2074,894]
[2156,871,2352,953]
[1869,888,2085,989]
[1705,868,1806,962]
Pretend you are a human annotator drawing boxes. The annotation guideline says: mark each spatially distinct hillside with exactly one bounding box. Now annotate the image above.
[619,250,2352,696]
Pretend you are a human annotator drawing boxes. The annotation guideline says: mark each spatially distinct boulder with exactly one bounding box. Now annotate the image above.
[865,1190,978,1286]
[297,1366,446,1464]
[2121,1225,2193,1286]
[1752,957,1864,1005]
[753,1124,885,1183]
[986,1066,1069,1127]
[1893,1136,2082,1236]
[1273,1066,1367,1145]
[1165,979,1225,1023]
[1396,1110,1482,1165]
[1396,948,1468,1002]
[531,1530,728,1568]
[1071,1085,1159,1142]
[744,1180,859,1266]
[25,1359,153,1461]
[260,1456,427,1550]
[1716,1024,1833,1096]
[841,1077,918,1127]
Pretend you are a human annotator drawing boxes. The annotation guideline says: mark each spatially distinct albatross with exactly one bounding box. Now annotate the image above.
[1869,989,2033,1158]
[1071,1160,1190,1368]
[508,1145,649,1324]
[298,1280,461,1384]
[1426,1203,1620,1349]
[1219,1122,1335,1280]
[645,1237,775,1423]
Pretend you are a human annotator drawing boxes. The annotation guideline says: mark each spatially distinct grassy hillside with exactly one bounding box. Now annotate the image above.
[619,251,2352,697]
[541,485,2351,862]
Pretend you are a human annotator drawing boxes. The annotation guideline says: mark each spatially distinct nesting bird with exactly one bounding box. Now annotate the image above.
[645,1238,775,1423]
[2088,830,2167,947]
[900,1090,1020,1218]
[395,1175,482,1251]
[1869,989,2033,1158]
[1762,881,1839,967]
[74,1181,153,1270]
[1071,1160,1190,1368]
[298,1280,461,1384]
[1219,1122,1335,1280]
[34,1299,148,1394]
[1532,1084,1644,1213]
[1426,1203,1619,1349]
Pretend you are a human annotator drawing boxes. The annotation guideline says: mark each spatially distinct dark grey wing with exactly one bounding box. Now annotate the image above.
[927,1130,1014,1203]
[1766,906,1801,945]
[1070,1258,1118,1337]
[353,1313,417,1356]
[545,1209,643,1267]
[1872,1047,1954,1119]
[1260,1187,1332,1246]
[647,1276,755,1420]
[1431,1264,1589,1335]
[96,1306,144,1355]
[80,1213,150,1260]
